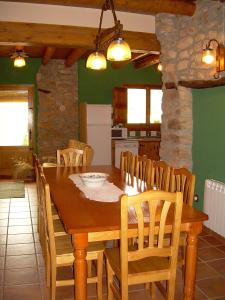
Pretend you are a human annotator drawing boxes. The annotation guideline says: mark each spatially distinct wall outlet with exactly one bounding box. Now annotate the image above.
[140,131,146,137]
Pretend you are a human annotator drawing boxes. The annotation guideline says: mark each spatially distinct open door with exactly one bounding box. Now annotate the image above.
[0,84,35,180]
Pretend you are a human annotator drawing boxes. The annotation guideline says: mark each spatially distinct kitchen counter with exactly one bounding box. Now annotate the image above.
[126,137,161,142]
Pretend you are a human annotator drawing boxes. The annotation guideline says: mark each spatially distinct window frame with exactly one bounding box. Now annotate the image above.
[123,84,162,131]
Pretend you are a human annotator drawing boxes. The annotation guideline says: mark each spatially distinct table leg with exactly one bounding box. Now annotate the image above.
[183,222,202,300]
[72,233,88,300]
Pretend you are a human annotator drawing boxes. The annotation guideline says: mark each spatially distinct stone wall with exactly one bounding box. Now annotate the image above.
[156,0,224,169]
[37,60,78,160]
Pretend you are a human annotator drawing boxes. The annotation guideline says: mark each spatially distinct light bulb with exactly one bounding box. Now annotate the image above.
[86,52,107,70]
[202,49,215,64]
[14,56,26,67]
[107,37,131,61]
[157,63,162,71]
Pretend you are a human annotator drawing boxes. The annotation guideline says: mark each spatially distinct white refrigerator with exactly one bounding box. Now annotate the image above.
[80,103,112,165]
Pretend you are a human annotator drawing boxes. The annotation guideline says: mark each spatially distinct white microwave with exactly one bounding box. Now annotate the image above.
[111,127,128,139]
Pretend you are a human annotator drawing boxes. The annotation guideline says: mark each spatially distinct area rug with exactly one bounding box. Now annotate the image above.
[0,181,25,199]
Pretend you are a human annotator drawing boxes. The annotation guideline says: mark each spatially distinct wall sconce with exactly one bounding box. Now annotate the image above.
[202,39,225,79]
[157,62,163,72]
[86,0,131,70]
[11,49,28,68]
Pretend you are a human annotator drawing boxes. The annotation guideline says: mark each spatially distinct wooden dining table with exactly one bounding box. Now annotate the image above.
[43,165,208,300]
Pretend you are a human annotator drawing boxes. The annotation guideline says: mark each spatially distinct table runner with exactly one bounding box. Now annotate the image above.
[69,174,124,202]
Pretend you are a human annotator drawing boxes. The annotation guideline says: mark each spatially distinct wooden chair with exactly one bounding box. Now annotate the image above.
[135,155,152,185]
[57,147,85,166]
[105,190,183,300]
[40,174,104,300]
[169,167,196,271]
[170,167,195,206]
[68,139,94,166]
[120,151,135,183]
[151,160,170,191]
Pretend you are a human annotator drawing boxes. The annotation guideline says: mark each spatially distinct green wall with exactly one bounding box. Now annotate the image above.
[78,59,162,104]
[192,86,225,210]
[0,58,41,148]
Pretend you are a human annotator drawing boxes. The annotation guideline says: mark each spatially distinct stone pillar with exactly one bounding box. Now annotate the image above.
[37,60,78,160]
[155,0,224,169]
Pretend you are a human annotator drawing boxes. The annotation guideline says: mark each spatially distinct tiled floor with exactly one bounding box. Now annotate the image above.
[0,182,225,299]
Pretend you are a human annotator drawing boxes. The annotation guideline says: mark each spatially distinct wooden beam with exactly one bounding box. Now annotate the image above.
[0,21,160,52]
[4,0,196,16]
[42,46,56,65]
[134,54,160,69]
[165,78,225,89]
[65,48,87,67]
[111,53,142,69]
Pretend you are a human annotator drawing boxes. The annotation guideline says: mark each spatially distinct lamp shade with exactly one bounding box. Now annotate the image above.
[86,52,107,70]
[157,62,163,71]
[202,48,215,64]
[107,37,131,61]
[14,56,26,67]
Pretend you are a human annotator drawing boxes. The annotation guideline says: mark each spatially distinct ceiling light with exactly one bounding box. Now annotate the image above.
[202,39,225,78]
[11,49,28,68]
[86,0,131,70]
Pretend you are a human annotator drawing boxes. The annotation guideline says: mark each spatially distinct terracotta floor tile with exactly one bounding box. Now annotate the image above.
[4,284,42,300]
[201,235,224,246]
[0,270,4,285]
[0,219,8,227]
[8,218,32,226]
[0,235,6,245]
[0,227,7,235]
[0,213,8,220]
[197,276,225,298]
[0,245,6,257]
[217,244,225,253]
[7,233,34,244]
[198,246,225,261]
[55,285,74,300]
[8,225,32,234]
[198,237,211,248]
[207,258,225,276]
[0,287,3,300]
[200,226,213,236]
[196,262,219,280]
[0,257,4,269]
[5,254,37,269]
[4,267,39,285]
[6,243,35,256]
[10,206,30,213]
[9,212,31,219]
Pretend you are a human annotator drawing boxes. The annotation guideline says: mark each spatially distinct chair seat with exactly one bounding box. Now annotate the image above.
[56,235,104,258]
[105,247,170,283]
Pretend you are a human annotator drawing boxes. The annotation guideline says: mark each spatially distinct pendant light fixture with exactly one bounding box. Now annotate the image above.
[11,49,28,68]
[86,0,131,70]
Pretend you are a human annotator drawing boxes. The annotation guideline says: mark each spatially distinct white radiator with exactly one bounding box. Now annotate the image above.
[204,179,225,237]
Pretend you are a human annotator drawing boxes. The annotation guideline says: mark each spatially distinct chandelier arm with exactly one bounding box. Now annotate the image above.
[109,0,118,25]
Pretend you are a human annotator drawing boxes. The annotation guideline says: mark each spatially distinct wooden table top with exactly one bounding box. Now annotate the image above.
[43,165,208,235]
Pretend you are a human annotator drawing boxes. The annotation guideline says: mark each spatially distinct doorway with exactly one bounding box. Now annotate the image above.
[0,84,35,179]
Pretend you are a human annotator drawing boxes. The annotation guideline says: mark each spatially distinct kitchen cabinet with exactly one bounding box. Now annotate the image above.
[138,140,160,161]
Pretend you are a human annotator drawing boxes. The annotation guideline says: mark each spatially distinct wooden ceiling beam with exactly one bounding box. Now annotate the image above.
[65,48,87,67]
[4,0,196,16]
[42,46,56,65]
[111,52,147,69]
[134,54,160,69]
[0,21,160,53]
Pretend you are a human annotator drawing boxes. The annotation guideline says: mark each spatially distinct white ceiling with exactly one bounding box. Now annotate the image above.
[0,1,155,33]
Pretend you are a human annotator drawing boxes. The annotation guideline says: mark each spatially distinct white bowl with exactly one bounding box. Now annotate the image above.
[79,172,108,188]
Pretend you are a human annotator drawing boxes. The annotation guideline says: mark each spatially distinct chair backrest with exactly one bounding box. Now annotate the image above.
[120,190,183,287]
[40,173,56,262]
[57,147,85,166]
[120,151,135,182]
[151,160,170,191]
[135,155,152,184]
[170,167,195,206]
[68,139,94,166]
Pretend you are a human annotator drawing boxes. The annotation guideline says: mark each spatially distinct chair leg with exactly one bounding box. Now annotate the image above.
[106,259,114,300]
[97,252,103,300]
[150,283,156,300]
[166,275,176,300]
[51,262,57,300]
[87,260,92,278]
[46,249,51,287]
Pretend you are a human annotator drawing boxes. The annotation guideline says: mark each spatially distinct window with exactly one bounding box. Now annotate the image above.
[113,85,162,130]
